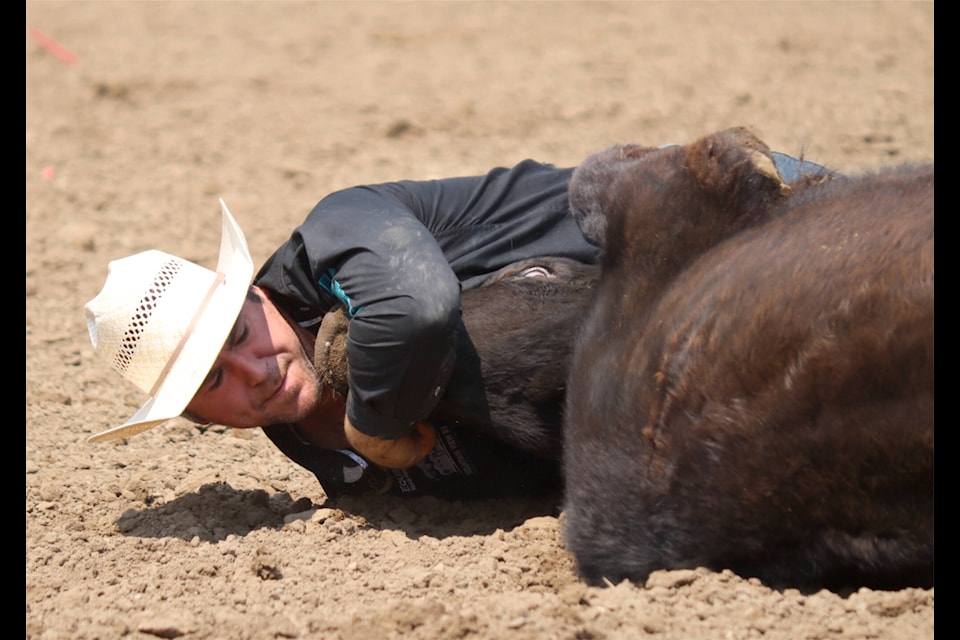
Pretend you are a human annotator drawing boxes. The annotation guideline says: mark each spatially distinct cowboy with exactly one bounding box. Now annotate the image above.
[84,150,832,500]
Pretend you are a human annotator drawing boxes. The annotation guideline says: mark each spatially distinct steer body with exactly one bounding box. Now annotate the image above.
[433,258,597,459]
[562,128,934,591]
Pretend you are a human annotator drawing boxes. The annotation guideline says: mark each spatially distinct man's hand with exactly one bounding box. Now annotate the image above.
[344,415,437,469]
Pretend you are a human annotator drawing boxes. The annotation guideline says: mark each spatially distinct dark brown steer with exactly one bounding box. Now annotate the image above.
[562,127,934,591]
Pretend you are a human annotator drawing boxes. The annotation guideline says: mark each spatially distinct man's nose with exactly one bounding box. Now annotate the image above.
[221,350,269,387]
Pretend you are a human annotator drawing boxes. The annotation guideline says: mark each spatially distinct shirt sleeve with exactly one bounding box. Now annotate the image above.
[255,186,463,440]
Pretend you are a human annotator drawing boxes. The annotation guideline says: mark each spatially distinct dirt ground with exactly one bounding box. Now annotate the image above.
[26,2,934,639]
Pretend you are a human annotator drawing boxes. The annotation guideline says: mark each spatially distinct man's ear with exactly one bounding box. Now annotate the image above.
[249,284,267,304]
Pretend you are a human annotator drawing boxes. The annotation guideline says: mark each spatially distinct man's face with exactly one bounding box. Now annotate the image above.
[185,286,324,428]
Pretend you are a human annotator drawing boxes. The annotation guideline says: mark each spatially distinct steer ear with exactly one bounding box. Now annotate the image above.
[685,127,790,201]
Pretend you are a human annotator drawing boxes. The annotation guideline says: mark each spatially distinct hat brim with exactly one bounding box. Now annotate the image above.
[87,200,253,443]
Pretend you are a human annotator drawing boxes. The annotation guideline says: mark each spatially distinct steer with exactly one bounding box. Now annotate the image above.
[315,257,598,460]
[562,127,934,591]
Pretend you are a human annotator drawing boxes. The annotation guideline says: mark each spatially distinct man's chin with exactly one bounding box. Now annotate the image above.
[271,387,323,425]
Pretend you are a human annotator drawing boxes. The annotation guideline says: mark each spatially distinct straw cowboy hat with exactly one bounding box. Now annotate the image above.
[84,199,253,443]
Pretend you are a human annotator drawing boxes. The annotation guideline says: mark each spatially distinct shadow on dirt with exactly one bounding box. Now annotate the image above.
[115,482,302,542]
[116,481,562,543]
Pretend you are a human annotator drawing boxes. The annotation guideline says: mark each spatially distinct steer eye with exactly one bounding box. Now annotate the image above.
[519,266,554,279]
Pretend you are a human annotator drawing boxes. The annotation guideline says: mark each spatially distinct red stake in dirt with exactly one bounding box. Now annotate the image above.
[28,28,79,66]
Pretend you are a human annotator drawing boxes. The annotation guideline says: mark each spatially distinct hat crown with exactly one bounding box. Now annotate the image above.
[85,249,220,395]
